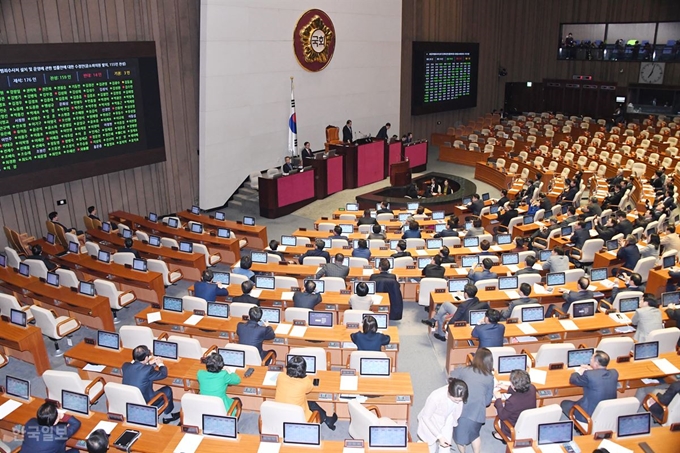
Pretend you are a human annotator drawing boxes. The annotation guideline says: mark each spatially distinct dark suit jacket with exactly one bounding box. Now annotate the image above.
[615,219,634,236]
[350,331,390,351]
[122,361,169,403]
[434,228,458,238]
[19,416,82,453]
[26,255,57,271]
[595,225,617,241]
[468,269,498,283]
[342,125,352,142]
[370,271,397,281]
[194,281,229,302]
[649,380,680,420]
[315,262,350,278]
[515,267,540,276]
[376,208,393,215]
[469,200,485,216]
[494,385,537,436]
[117,247,141,259]
[374,278,403,320]
[471,323,505,348]
[357,216,379,226]
[293,291,322,309]
[236,320,275,358]
[301,148,314,160]
[402,229,422,239]
[617,244,641,270]
[502,297,538,319]
[570,368,619,418]
[422,264,445,278]
[451,298,489,323]
[232,294,260,305]
[571,228,590,250]
[298,249,330,264]
[391,251,412,258]
[376,126,389,140]
[498,209,518,227]
[562,290,595,311]
[282,163,293,174]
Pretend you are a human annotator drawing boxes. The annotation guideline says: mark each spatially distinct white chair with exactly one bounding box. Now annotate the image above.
[181,393,241,430]
[135,230,150,242]
[417,278,447,307]
[317,222,335,232]
[647,327,680,354]
[348,399,399,441]
[376,213,394,222]
[230,302,257,319]
[161,237,179,249]
[288,347,330,372]
[626,256,657,282]
[368,239,386,249]
[105,382,168,420]
[24,259,48,280]
[605,291,644,312]
[42,370,105,404]
[442,237,460,248]
[504,217,523,235]
[508,303,543,321]
[643,393,680,427]
[475,278,498,290]
[527,343,575,368]
[343,309,372,325]
[229,273,248,286]
[302,256,327,266]
[119,326,156,349]
[168,335,206,359]
[94,279,136,321]
[259,401,320,436]
[267,253,282,263]
[563,269,585,283]
[508,163,519,174]
[84,241,100,257]
[220,344,269,366]
[274,276,299,290]
[331,239,349,248]
[494,404,563,445]
[0,293,33,322]
[487,347,517,371]
[392,256,414,268]
[596,337,634,361]
[348,351,388,370]
[31,305,81,356]
[55,268,79,289]
[112,252,135,266]
[348,257,369,268]
[568,397,640,435]
[517,273,542,287]
[194,243,221,267]
[182,295,207,313]
[571,239,604,267]
[405,238,426,249]
[249,172,261,190]
[284,307,311,322]
[147,259,183,285]
[320,277,346,292]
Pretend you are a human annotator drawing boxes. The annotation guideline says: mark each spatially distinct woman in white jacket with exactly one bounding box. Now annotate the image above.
[417,378,469,453]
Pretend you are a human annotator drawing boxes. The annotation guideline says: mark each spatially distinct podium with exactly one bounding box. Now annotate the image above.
[258,168,316,218]
[304,154,344,199]
[331,139,387,189]
[389,161,411,187]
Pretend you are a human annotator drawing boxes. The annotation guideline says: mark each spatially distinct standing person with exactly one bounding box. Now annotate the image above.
[343,120,353,143]
[301,141,314,160]
[376,122,391,140]
[449,348,494,453]
[19,401,82,453]
[417,379,469,453]
[560,351,618,421]
[350,315,391,351]
[275,356,338,430]
[492,370,537,440]
[197,352,242,414]
[236,306,276,359]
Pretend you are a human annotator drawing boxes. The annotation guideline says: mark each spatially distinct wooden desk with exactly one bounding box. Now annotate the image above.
[647,268,671,299]
[331,208,432,219]
[56,252,165,304]
[569,426,680,453]
[474,162,515,191]
[65,343,412,424]
[0,320,51,374]
[86,228,205,281]
[109,211,241,264]
[132,307,400,369]
[178,210,268,250]
[439,145,490,167]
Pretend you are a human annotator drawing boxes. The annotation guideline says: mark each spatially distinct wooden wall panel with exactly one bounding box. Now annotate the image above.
[0,0,198,248]
[401,0,680,140]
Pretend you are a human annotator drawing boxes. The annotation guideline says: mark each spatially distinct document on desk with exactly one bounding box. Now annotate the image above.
[504,290,521,300]
[490,245,503,252]
[262,371,281,386]
[606,250,617,257]
[250,289,263,298]
[173,433,204,453]
[0,399,22,420]
[595,439,633,453]
[83,364,106,372]
[467,247,480,253]
[511,448,535,453]
[516,323,538,334]
[362,268,374,277]
[599,279,616,289]
[506,265,519,273]
[340,375,359,391]
[371,295,383,305]
[184,314,204,326]
[281,291,294,301]
[559,320,579,331]
[88,421,117,436]
[277,246,287,252]
[533,284,551,295]
[289,325,308,337]
[274,323,292,335]
[257,441,282,453]
[529,368,547,385]
[538,444,563,453]
[652,358,680,375]
[455,267,469,275]
[147,311,162,323]
[416,249,429,256]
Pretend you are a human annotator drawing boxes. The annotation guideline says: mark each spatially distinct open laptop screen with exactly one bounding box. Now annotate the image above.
[79,281,95,296]
[62,390,89,415]
[521,306,544,323]
[364,313,388,330]
[98,250,110,263]
[662,291,680,307]
[496,234,512,245]
[207,302,230,319]
[126,403,158,429]
[469,309,487,326]
[448,278,469,292]
[6,376,30,400]
[537,421,573,445]
[619,297,639,313]
[281,235,297,246]
[217,348,246,368]
[464,237,479,248]
[251,251,268,264]
[190,223,203,234]
[663,255,675,268]
[461,255,479,268]
[572,301,595,318]
[202,414,237,439]
[148,235,161,246]
[346,203,359,211]
[132,259,147,272]
[97,330,120,350]
[359,358,391,377]
[497,354,527,374]
[369,426,408,449]
[217,228,231,238]
[498,276,518,290]
[163,296,183,312]
[286,355,317,374]
[633,341,659,361]
[590,267,607,282]
[10,309,26,327]
[353,281,376,294]
[260,308,281,324]
[255,276,275,290]
[567,348,594,368]
[153,340,178,360]
[617,413,651,438]
[501,253,519,265]
[308,311,333,327]
[69,240,81,254]
[215,211,226,221]
[283,422,320,446]
[546,272,565,286]
[539,250,552,261]
[211,272,230,285]
[179,241,193,253]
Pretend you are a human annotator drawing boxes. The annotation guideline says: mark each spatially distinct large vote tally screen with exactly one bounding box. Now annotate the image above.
[0,59,146,175]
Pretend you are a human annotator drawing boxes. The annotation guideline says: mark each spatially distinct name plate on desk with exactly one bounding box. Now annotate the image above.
[243,387,257,395]
[453,321,466,327]
[340,290,350,295]
[341,369,356,376]
[171,325,185,332]
[219,332,229,338]
[325,304,338,310]
[380,247,388,250]
[328,341,340,348]
[172,378,183,385]
[396,395,411,403]
[345,440,364,449]
[319,393,333,401]
[293,320,306,326]
[107,413,124,422]
[378,306,388,312]
[268,365,283,372]
[111,368,121,376]
[346,323,360,330]
[273,301,283,307]
[261,434,279,443]
[385,344,398,350]
[273,338,285,344]
[507,318,519,324]
[406,265,416,269]
[84,338,95,345]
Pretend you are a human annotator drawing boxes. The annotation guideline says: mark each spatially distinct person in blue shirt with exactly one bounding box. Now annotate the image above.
[402,220,422,239]
[350,315,390,351]
[19,401,81,453]
[232,255,256,281]
[471,309,505,348]
[193,269,229,302]
[352,239,372,260]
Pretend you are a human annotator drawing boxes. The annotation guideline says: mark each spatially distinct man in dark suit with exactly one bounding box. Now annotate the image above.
[546,277,595,317]
[497,202,519,228]
[468,258,498,283]
[422,255,445,278]
[423,284,489,341]
[402,220,422,239]
[439,246,455,264]
[357,209,378,226]
[560,351,619,422]
[376,200,393,215]
[570,221,590,250]
[48,211,81,235]
[315,253,350,278]
[86,429,109,453]
[582,197,602,216]
[87,205,101,222]
[594,216,618,241]
[282,156,294,174]
[292,280,322,309]
[122,345,179,423]
[232,280,260,305]
[18,401,82,453]
[26,244,57,271]
[267,240,286,260]
[501,283,538,319]
[342,120,353,143]
[298,239,331,264]
[328,225,349,241]
[194,269,229,302]
[614,211,634,236]
[471,309,505,348]
[616,235,641,270]
[391,240,412,258]
[301,141,314,160]
[467,194,485,217]
[370,258,397,281]
[433,219,459,238]
[237,306,276,359]
[515,256,541,276]
[376,122,390,140]
[117,237,141,259]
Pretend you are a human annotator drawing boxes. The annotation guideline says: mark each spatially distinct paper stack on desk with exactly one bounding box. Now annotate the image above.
[289,325,307,337]
[281,292,294,301]
[340,375,359,391]
[250,289,263,298]
[516,323,537,334]
[274,323,292,335]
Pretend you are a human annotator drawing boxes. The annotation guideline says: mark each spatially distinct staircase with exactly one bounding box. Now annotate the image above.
[228,185,259,213]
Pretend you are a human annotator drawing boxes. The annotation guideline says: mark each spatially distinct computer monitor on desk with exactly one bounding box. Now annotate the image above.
[617,413,651,438]
[571,300,595,318]
[497,354,528,374]
[203,414,237,439]
[633,341,659,361]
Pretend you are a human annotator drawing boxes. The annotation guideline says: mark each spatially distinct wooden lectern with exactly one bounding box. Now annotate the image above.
[390,160,411,187]
[325,125,343,151]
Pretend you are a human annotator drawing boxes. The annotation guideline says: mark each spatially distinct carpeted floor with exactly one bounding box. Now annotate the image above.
[1,145,513,451]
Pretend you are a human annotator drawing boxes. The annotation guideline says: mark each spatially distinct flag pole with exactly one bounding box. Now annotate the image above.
[288,76,298,157]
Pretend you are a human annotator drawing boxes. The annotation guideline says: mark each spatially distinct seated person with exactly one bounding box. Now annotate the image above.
[298,239,331,264]
[608,272,645,302]
[376,200,393,215]
[569,221,590,251]
[510,237,527,253]
[328,225,349,241]
[122,345,179,424]
[423,284,488,342]
[19,401,82,453]
[493,370,537,439]
[631,295,663,342]
[350,315,390,351]
[391,240,412,258]
[515,256,541,275]
[117,237,141,259]
[233,280,259,305]
[267,239,285,259]
[236,306,276,359]
[422,255,445,278]
[232,255,256,281]
[282,156,294,174]
[293,279,322,309]
[370,258,397,281]
[86,429,109,453]
[465,219,485,237]
[197,352,242,414]
[402,220,422,239]
[560,351,618,422]
[352,239,372,260]
[501,283,537,319]
[48,211,82,235]
[275,356,338,430]
[434,219,459,238]
[467,258,497,283]
[315,253,349,278]
[367,223,386,240]
[546,277,594,318]
[542,246,569,272]
[479,239,495,256]
[643,380,680,421]
[88,205,117,229]
[497,202,519,229]
[357,209,378,226]
[439,246,455,264]
[194,269,229,302]
[406,182,420,199]
[349,281,374,310]
[26,244,57,271]
[467,193,485,217]
[471,308,505,348]
[616,235,641,271]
